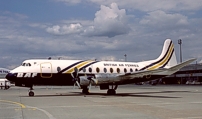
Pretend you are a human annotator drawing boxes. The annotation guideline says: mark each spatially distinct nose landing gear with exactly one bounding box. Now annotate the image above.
[28,86,34,96]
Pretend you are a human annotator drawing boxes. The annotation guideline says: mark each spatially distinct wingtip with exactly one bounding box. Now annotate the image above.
[188,58,197,62]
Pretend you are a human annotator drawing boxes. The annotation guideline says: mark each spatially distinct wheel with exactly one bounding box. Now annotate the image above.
[107,89,116,95]
[82,88,89,94]
[5,86,10,90]
[29,91,34,96]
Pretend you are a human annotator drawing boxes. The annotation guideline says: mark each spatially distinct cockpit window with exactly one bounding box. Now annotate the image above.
[22,63,31,67]
[26,63,31,66]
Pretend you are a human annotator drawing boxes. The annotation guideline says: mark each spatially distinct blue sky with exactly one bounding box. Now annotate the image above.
[0,1,97,22]
[1,0,202,69]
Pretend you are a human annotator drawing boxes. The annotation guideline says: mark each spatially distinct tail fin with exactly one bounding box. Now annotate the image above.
[156,39,177,68]
[142,39,177,70]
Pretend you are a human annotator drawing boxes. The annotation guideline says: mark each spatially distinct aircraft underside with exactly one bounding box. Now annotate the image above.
[11,73,166,96]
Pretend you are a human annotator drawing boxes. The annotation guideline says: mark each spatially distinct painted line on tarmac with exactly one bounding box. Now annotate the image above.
[0,100,56,119]
[0,100,26,108]
[172,117,202,119]
[27,106,56,119]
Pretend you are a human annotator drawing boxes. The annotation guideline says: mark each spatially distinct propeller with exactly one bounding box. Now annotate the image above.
[87,76,98,90]
[71,67,81,89]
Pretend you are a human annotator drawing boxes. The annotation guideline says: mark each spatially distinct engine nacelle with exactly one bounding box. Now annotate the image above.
[79,76,90,86]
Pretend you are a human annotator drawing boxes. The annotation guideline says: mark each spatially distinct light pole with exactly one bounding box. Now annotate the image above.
[124,54,127,62]
[178,39,182,63]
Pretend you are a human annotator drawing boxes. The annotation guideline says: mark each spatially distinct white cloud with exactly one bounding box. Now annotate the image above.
[1,1,202,69]
[46,3,131,37]
[88,0,202,12]
[140,10,189,30]
[46,23,83,35]
[54,0,82,4]
[83,2,130,37]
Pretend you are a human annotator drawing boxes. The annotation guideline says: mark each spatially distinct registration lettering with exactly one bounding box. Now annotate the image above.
[17,73,37,78]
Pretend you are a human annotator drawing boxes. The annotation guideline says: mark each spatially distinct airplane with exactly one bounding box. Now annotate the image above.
[0,68,11,89]
[6,39,196,96]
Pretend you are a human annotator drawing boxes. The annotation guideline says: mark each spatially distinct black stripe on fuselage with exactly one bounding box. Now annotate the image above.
[79,61,100,71]
[139,41,173,71]
[58,60,86,74]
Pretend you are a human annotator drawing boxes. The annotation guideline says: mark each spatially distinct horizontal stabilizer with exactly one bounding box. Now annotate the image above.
[168,58,196,71]
[118,58,196,79]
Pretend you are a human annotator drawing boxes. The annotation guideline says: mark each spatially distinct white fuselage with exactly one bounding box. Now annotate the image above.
[8,59,170,87]
[5,39,196,96]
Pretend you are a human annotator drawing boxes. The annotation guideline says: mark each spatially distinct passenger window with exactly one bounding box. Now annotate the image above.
[135,68,138,71]
[89,67,92,73]
[104,68,107,73]
[83,68,86,72]
[96,67,100,73]
[110,68,113,73]
[57,67,61,72]
[124,68,127,73]
[130,68,133,72]
[117,68,120,73]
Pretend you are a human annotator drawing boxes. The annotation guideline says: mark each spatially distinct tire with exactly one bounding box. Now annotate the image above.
[29,91,34,96]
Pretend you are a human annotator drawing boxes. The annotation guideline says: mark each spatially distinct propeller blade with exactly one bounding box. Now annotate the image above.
[73,83,76,89]
[75,81,81,89]
[89,81,92,90]
[71,67,81,89]
[71,73,74,78]
[73,67,78,78]
[92,78,98,84]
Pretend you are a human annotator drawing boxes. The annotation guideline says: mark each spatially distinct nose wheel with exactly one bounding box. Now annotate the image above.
[29,91,34,96]
[28,86,34,96]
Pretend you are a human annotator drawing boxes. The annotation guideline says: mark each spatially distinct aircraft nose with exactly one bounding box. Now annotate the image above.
[6,73,17,82]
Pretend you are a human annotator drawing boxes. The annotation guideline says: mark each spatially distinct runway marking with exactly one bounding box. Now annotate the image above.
[0,100,56,119]
[131,102,202,106]
[172,117,202,119]
[27,106,56,119]
[0,100,26,108]
[37,101,202,109]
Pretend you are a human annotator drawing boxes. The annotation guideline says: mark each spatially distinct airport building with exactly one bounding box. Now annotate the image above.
[162,63,202,84]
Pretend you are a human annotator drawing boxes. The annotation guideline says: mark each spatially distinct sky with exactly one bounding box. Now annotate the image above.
[0,0,202,69]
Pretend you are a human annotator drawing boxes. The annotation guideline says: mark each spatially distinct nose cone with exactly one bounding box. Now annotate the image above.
[6,73,17,82]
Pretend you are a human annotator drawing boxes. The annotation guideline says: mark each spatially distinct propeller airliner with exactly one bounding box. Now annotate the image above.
[6,39,196,96]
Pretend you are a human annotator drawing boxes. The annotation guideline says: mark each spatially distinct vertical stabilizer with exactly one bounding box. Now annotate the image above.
[158,39,177,68]
[140,39,177,70]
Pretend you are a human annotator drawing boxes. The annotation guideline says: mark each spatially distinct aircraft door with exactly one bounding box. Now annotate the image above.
[40,62,52,78]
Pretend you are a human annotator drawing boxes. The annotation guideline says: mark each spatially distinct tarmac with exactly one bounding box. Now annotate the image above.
[0,84,202,119]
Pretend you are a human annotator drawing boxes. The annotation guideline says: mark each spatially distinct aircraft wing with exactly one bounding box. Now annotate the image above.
[118,58,196,79]
[167,58,196,71]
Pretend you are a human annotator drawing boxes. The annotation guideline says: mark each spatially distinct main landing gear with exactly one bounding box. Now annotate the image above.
[82,86,89,94]
[107,85,118,95]
[82,85,118,95]
[28,86,34,96]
